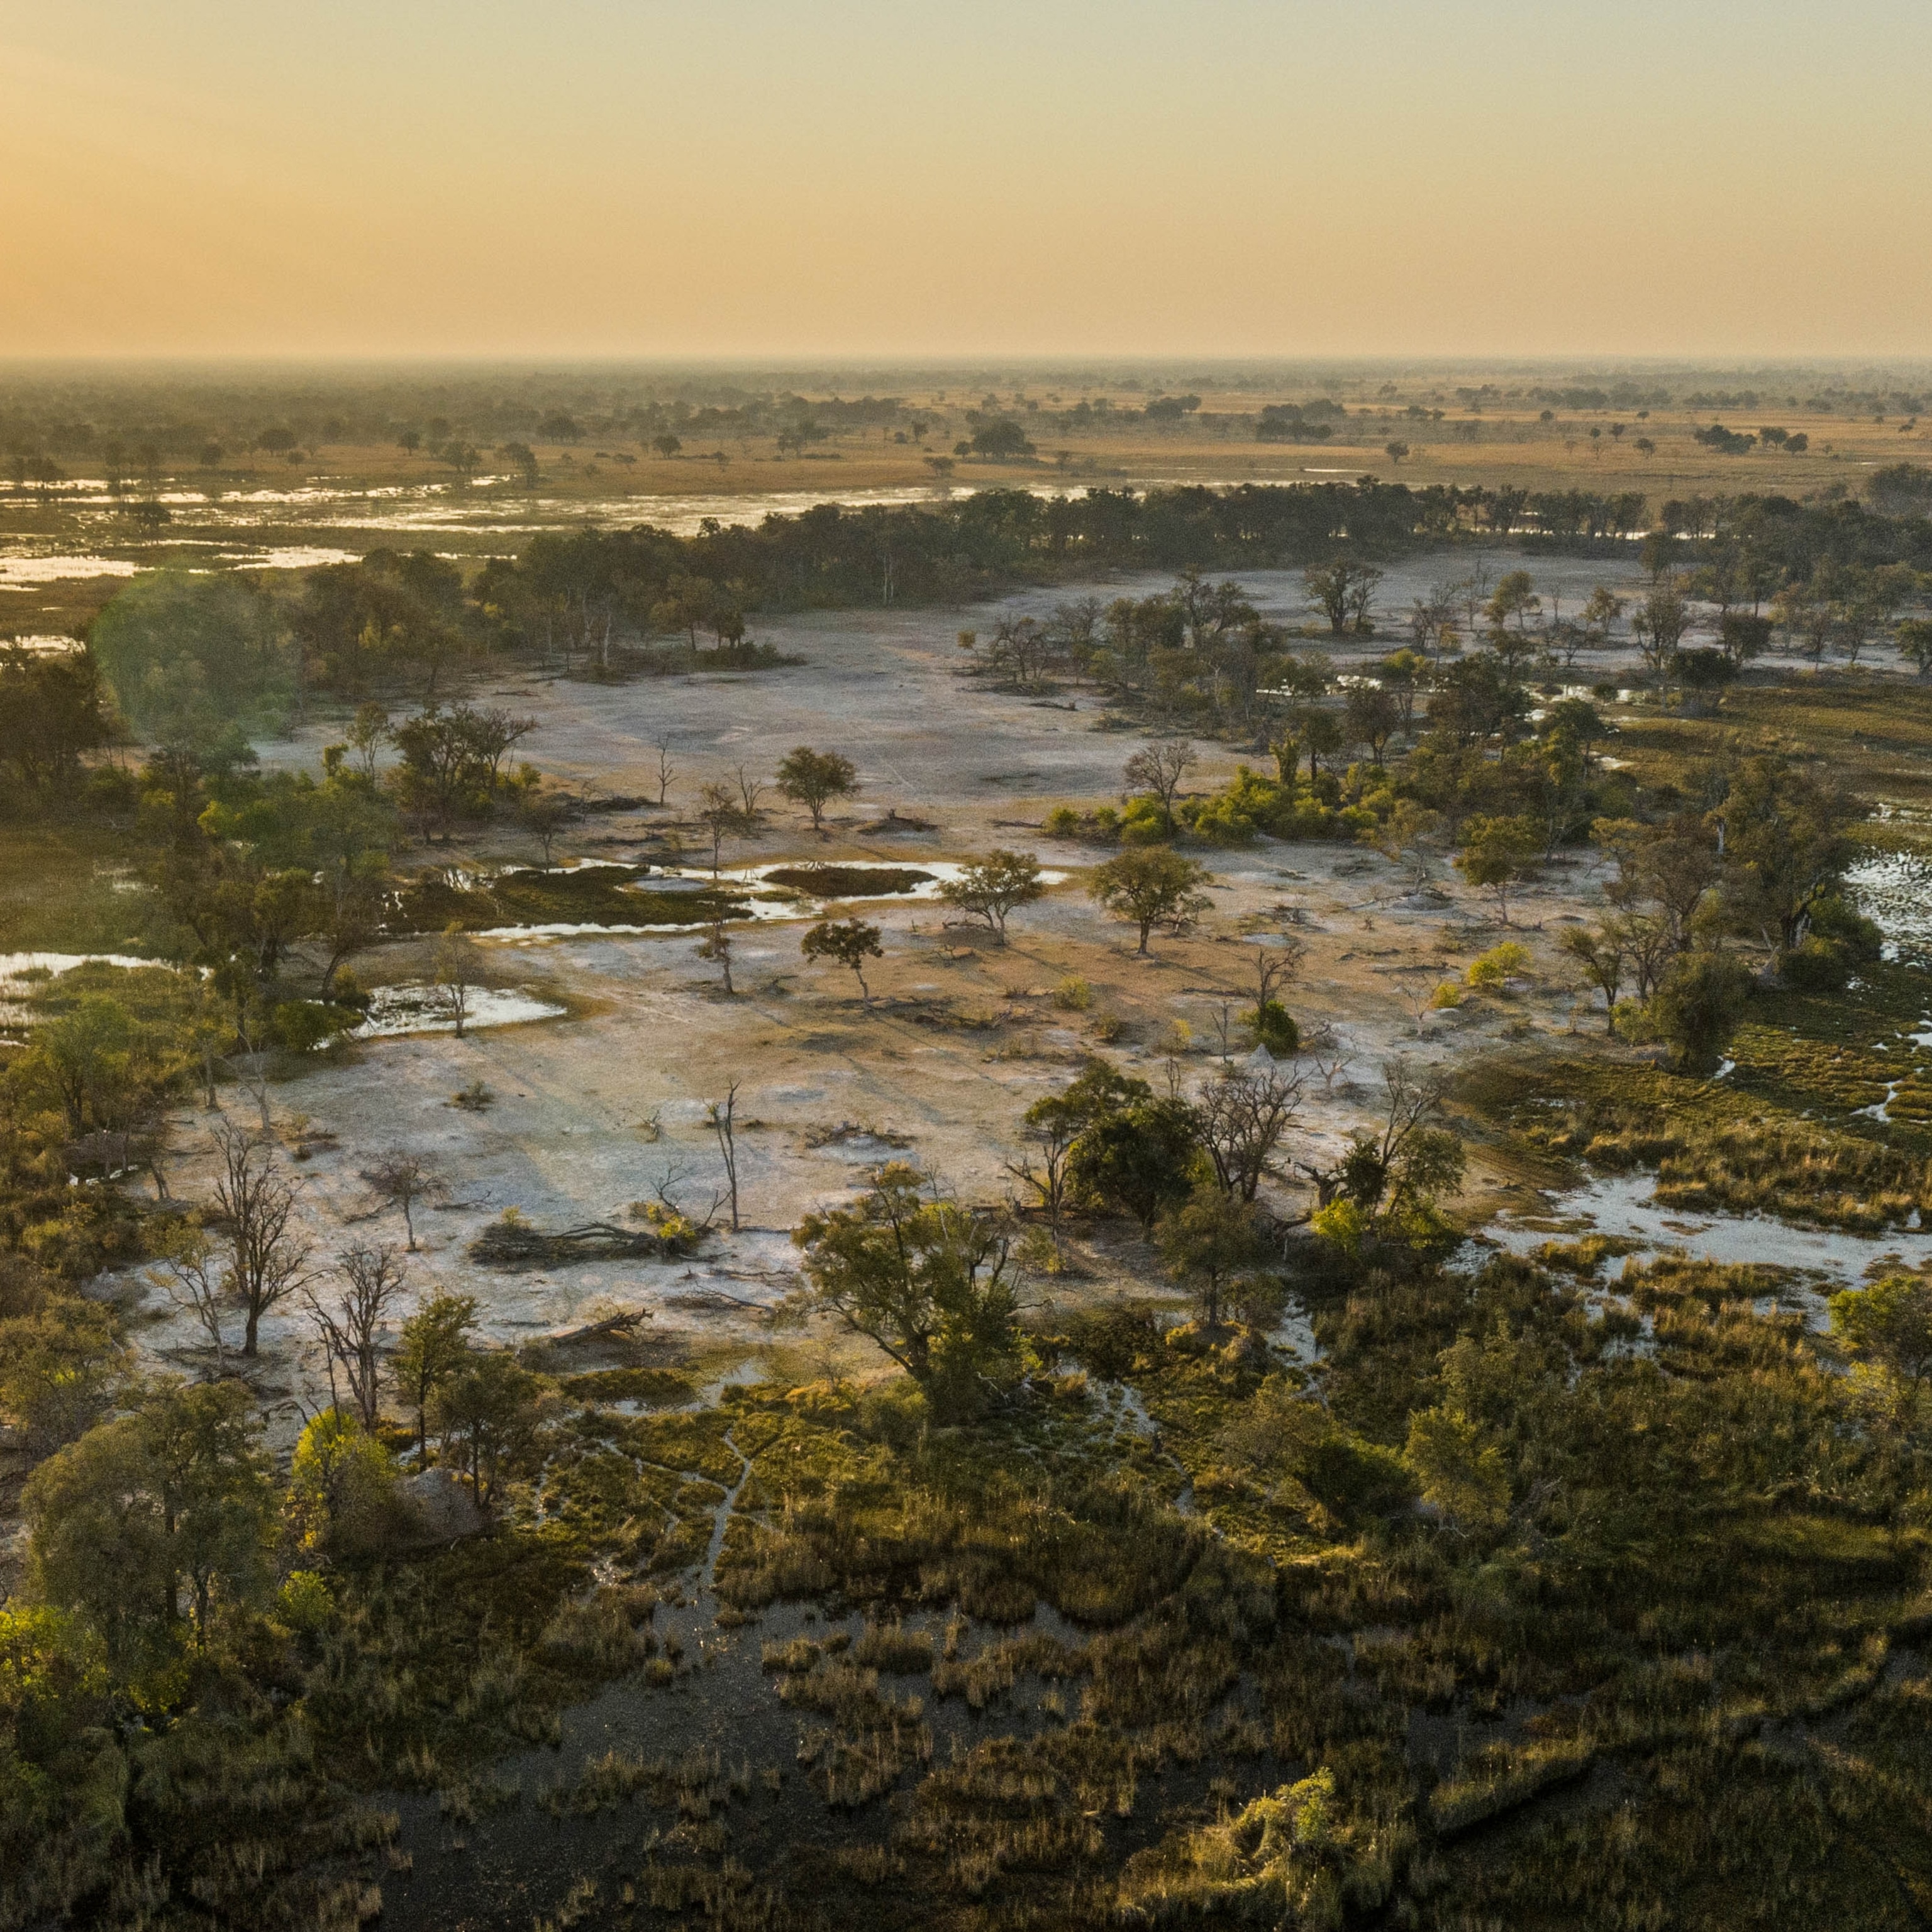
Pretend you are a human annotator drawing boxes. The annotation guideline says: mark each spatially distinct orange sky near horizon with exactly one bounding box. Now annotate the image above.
[3,1,1929,361]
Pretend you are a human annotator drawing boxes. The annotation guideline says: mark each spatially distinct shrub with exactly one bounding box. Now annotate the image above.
[1053,976,1094,1012]
[1465,941,1531,991]
[1253,999,1299,1055]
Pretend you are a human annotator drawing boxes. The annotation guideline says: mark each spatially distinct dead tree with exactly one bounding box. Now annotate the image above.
[708,1084,742,1232]
[359,1148,447,1252]
[306,1243,407,1428]
[213,1121,311,1357]
[1195,1067,1304,1202]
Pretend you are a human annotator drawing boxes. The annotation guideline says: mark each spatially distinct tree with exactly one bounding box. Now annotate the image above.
[1248,939,1304,1055]
[1194,1068,1303,1202]
[1156,1184,1270,1330]
[21,994,140,1136]
[1645,951,1752,1074]
[358,1148,445,1251]
[802,918,884,1005]
[1719,754,1857,950]
[697,914,735,994]
[1302,1065,1463,1243]
[519,789,574,866]
[1631,579,1690,696]
[938,849,1046,944]
[1342,685,1401,769]
[1067,1087,1204,1235]
[0,1303,125,1453]
[211,1123,310,1357]
[305,1243,406,1430]
[708,1084,741,1232]
[1829,1274,1932,1430]
[1558,923,1628,1033]
[431,1349,541,1507]
[394,1289,478,1465]
[792,1163,1028,1421]
[1487,569,1541,633]
[1403,1404,1509,1532]
[1454,816,1540,924]
[775,747,859,835]
[695,780,755,876]
[285,1407,404,1556]
[1088,847,1212,955]
[25,1380,275,1666]
[1304,559,1384,635]
[155,1219,230,1359]
[433,923,481,1038]
[1006,1090,1081,1245]
[1122,740,1196,833]
[1897,619,1932,678]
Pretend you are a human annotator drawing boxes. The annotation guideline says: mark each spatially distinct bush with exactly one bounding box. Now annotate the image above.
[1253,999,1299,1055]
[1465,941,1531,991]
[1053,975,1094,1012]
[1646,952,1754,1074]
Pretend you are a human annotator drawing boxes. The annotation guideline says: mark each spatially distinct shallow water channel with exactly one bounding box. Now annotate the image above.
[1482,1170,1931,1313]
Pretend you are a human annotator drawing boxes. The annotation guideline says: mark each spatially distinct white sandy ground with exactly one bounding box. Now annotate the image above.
[87,550,1908,1446]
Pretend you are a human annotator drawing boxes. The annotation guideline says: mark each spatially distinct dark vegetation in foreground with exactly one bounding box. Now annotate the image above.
[8,1197,1932,1929]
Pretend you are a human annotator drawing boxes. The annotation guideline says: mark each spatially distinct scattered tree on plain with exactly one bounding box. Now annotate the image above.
[802,918,884,1005]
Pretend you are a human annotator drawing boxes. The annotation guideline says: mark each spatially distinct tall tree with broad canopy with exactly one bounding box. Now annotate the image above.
[938,849,1046,944]
[1087,847,1211,954]
[792,1163,1030,1421]
[775,747,858,835]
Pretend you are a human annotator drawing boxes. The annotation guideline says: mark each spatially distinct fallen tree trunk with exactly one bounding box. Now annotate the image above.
[469,1218,702,1269]
[541,1309,651,1345]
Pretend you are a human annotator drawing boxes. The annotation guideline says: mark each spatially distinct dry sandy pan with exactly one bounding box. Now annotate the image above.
[133,562,1636,1433]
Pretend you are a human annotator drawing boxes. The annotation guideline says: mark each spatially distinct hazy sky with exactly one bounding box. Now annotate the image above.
[3,1,1928,359]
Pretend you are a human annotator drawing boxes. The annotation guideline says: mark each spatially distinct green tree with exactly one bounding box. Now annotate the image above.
[0,1304,127,1453]
[802,918,884,1005]
[1402,1406,1510,1532]
[1156,1183,1270,1330]
[1719,753,1857,950]
[792,1163,1028,1421]
[1644,950,1753,1074]
[431,1350,541,1507]
[25,1380,274,1668]
[1454,816,1540,924]
[394,1289,479,1465]
[1087,847,1211,955]
[937,849,1046,944]
[285,1408,405,1556]
[775,747,858,835]
[1830,1274,1932,1431]
[1067,1086,1204,1235]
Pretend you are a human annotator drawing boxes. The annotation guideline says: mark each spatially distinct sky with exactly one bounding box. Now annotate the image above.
[1,0,1929,360]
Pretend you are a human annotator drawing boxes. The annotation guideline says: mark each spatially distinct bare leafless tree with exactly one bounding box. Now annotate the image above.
[654,737,675,806]
[707,1084,741,1232]
[1253,938,1304,1013]
[1195,1068,1304,1202]
[733,765,767,821]
[212,1121,311,1357]
[359,1148,447,1251]
[1122,739,1197,832]
[306,1243,407,1427]
[1298,1020,1349,1096]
